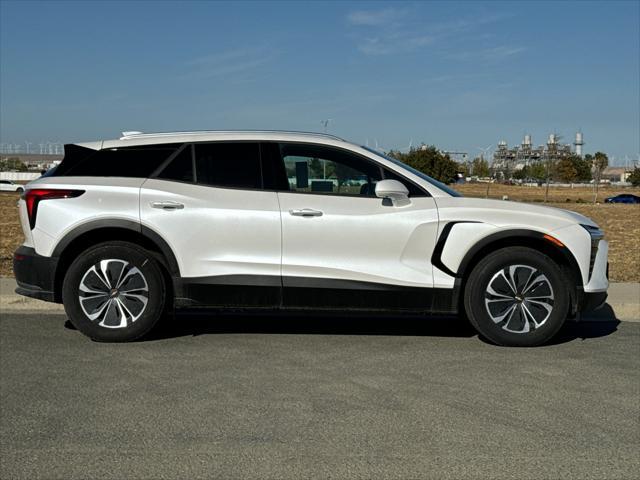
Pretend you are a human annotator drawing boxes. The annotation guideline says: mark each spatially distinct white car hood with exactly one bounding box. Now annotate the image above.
[434,197,599,230]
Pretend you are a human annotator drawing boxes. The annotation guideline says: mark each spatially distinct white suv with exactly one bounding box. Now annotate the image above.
[13,131,609,346]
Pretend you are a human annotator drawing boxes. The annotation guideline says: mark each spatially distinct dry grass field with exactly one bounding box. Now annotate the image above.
[1,186,638,282]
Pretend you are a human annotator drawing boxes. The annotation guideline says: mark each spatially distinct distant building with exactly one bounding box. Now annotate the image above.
[0,153,62,171]
[492,132,583,177]
[601,167,632,183]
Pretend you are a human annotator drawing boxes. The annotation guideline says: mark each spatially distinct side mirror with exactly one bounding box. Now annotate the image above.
[375,179,410,206]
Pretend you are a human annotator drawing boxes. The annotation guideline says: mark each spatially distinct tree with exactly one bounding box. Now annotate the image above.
[628,166,640,187]
[0,157,28,172]
[571,155,592,182]
[471,156,490,177]
[390,146,458,183]
[592,152,608,203]
[555,156,578,184]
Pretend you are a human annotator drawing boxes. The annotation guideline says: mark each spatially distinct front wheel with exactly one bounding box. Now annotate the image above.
[62,241,166,342]
[464,246,570,347]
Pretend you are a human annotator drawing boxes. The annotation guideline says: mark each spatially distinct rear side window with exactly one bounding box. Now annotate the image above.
[57,144,180,178]
[194,142,261,189]
[157,145,194,183]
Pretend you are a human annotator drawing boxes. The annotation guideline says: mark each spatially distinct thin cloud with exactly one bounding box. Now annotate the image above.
[182,47,275,80]
[346,9,518,57]
[357,33,434,56]
[347,7,407,26]
[449,45,526,62]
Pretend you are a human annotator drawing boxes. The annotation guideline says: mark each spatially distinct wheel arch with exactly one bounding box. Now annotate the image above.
[51,220,179,303]
[453,229,583,317]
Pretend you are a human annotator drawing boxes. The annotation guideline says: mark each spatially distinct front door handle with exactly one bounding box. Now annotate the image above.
[289,208,323,217]
[151,201,184,210]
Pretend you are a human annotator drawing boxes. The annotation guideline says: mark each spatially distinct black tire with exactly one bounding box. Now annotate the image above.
[463,246,569,347]
[62,241,166,342]
[16,187,24,193]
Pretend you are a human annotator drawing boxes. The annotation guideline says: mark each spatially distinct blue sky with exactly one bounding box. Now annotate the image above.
[1,0,638,162]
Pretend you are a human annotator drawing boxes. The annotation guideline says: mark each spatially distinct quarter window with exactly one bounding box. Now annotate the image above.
[60,144,180,178]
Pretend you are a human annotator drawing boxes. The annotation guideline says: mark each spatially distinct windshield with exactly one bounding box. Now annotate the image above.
[361,146,462,197]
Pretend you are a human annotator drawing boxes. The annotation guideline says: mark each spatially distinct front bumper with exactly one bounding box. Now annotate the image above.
[13,246,59,303]
[578,290,608,313]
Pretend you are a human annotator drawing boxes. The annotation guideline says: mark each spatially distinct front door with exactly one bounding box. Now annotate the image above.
[274,143,440,311]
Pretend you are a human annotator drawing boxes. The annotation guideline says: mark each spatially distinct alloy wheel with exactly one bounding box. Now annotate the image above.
[484,264,554,334]
[78,259,149,329]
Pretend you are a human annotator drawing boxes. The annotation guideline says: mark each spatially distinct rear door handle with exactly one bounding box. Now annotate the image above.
[289,208,323,217]
[151,201,184,210]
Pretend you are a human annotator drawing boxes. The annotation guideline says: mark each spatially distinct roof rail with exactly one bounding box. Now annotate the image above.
[118,129,345,141]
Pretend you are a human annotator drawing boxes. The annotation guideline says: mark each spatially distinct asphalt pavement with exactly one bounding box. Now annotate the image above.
[1,312,638,479]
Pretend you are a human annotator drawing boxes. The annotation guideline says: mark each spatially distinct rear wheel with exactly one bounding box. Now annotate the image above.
[464,246,570,347]
[62,241,166,342]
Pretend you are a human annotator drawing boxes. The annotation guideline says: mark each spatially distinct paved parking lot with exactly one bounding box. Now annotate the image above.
[1,312,638,479]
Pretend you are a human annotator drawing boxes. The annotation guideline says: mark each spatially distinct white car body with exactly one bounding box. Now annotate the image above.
[13,130,609,344]
[0,180,25,192]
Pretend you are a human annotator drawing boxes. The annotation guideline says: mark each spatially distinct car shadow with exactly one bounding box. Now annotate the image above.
[61,307,623,344]
[142,311,477,341]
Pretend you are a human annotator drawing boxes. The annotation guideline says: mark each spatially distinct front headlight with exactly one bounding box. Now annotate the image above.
[581,224,604,240]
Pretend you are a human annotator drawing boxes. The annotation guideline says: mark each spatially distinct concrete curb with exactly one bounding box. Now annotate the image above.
[1,277,638,321]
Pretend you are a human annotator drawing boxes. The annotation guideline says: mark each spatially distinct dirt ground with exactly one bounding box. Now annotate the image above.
[1,187,638,282]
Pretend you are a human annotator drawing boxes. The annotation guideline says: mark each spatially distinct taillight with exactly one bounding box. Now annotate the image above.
[23,189,84,229]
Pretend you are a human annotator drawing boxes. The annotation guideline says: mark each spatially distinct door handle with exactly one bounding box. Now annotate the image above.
[151,201,184,210]
[289,208,323,217]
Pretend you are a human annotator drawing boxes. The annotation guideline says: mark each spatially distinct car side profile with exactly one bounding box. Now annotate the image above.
[0,179,24,193]
[13,131,609,346]
[604,193,640,204]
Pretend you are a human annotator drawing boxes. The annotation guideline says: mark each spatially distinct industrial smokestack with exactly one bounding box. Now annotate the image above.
[574,131,584,157]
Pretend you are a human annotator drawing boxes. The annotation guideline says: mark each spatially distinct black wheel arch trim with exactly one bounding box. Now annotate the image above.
[431,221,480,277]
[455,228,582,283]
[51,219,181,277]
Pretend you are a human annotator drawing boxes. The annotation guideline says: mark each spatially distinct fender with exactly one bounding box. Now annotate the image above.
[455,228,582,283]
[51,219,181,277]
[432,223,581,280]
[434,224,584,316]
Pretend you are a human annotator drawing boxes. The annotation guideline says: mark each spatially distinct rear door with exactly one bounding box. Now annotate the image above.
[270,143,440,311]
[140,142,282,307]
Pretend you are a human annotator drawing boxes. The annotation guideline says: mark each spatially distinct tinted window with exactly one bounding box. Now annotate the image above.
[157,145,194,182]
[260,142,289,190]
[60,144,180,178]
[280,144,382,196]
[194,142,261,189]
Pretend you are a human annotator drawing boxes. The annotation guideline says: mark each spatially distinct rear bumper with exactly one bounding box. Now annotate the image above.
[13,246,59,303]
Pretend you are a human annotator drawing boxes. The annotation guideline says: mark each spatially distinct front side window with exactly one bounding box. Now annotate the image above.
[194,142,261,189]
[280,144,382,196]
[362,146,462,197]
